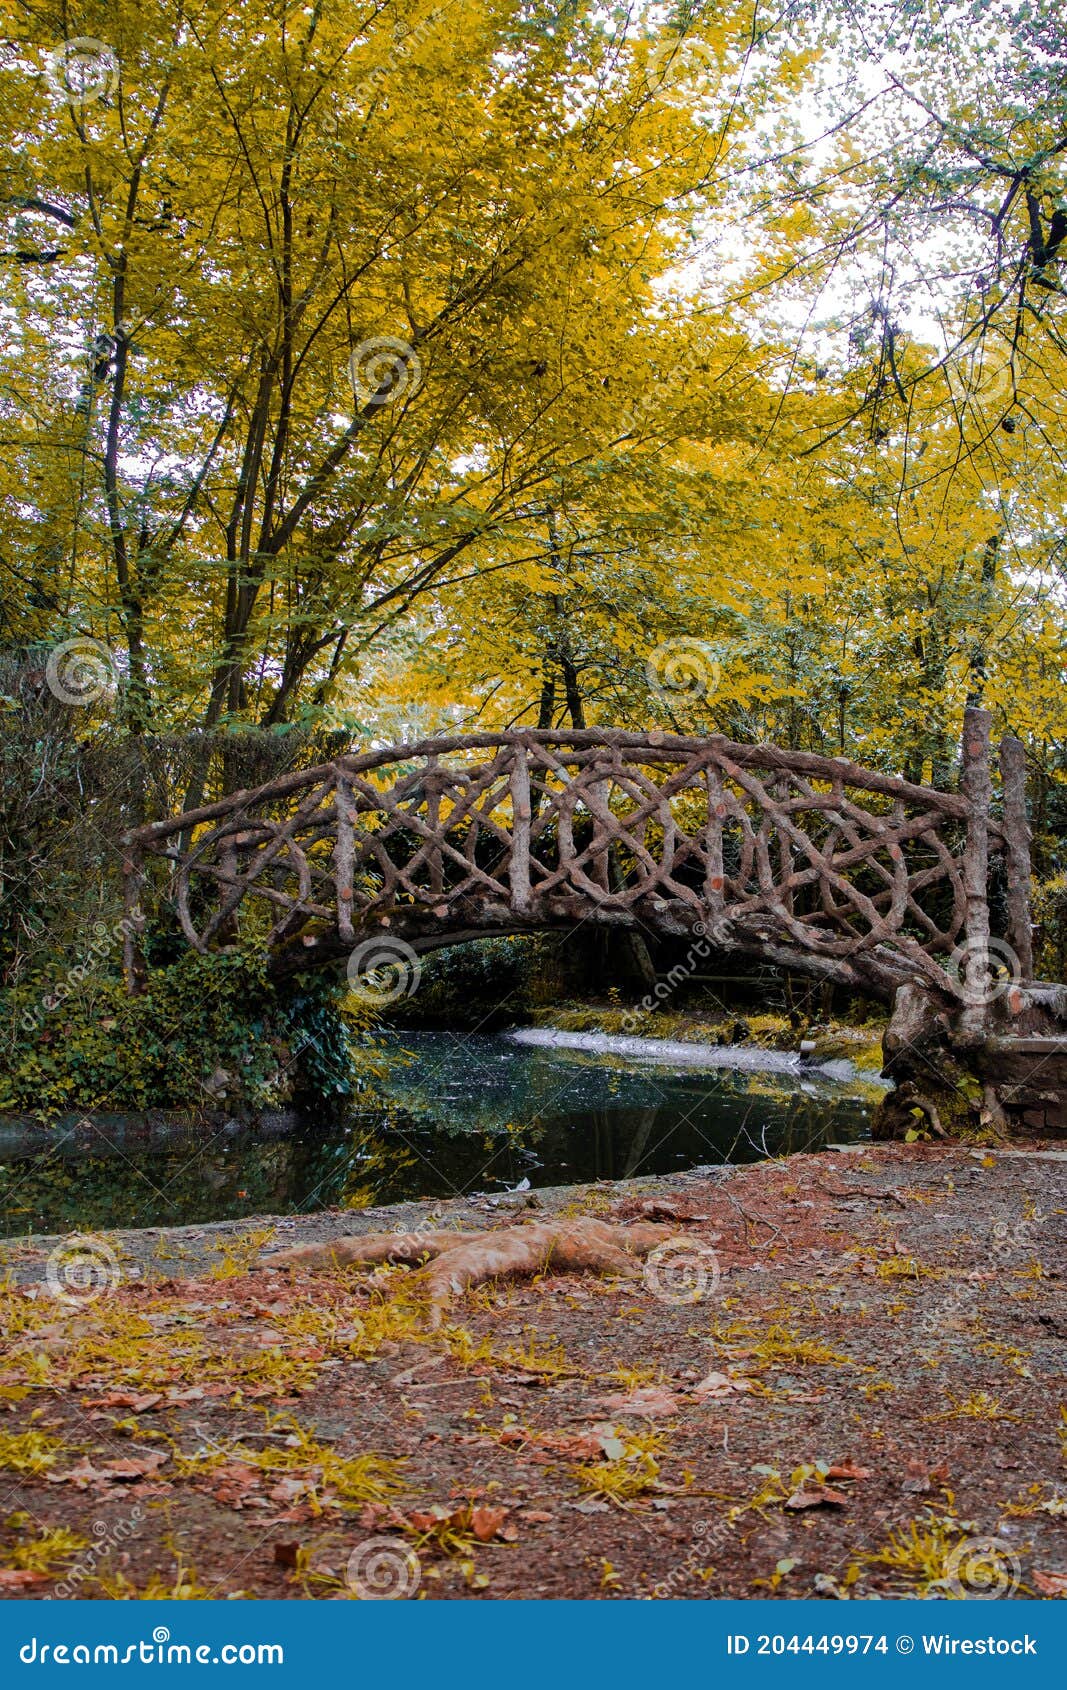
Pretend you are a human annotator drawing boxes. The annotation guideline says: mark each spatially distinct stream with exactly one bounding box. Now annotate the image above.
[0,1028,884,1236]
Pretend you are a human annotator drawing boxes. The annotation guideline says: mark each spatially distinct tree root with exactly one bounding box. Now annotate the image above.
[264,1218,676,1324]
[871,1079,951,1140]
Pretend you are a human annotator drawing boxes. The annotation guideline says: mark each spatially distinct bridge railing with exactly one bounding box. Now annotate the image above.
[123,710,1033,1007]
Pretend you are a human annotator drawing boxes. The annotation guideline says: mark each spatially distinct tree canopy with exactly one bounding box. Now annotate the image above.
[0,0,1064,795]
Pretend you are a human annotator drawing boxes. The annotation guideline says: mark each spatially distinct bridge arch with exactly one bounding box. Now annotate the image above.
[124,710,1035,1017]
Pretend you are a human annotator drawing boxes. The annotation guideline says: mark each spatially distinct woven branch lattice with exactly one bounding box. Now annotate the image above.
[128,729,1021,1003]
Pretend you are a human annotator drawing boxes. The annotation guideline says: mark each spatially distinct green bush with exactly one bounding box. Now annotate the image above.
[398,937,534,1025]
[0,949,360,1117]
[1033,872,1067,985]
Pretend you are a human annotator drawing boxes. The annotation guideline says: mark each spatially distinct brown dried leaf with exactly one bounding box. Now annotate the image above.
[103,1451,169,1481]
[825,1459,871,1481]
[469,1505,509,1543]
[784,1481,850,1510]
[597,1387,684,1419]
[692,1370,756,1399]
[83,1391,164,1412]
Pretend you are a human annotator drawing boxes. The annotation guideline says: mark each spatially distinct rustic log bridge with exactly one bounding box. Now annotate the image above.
[124,711,1067,1133]
[123,710,1034,1003]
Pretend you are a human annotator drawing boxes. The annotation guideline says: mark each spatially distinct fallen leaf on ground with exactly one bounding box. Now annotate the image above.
[268,1477,311,1505]
[1032,1569,1067,1597]
[470,1506,509,1542]
[397,1502,514,1543]
[692,1370,756,1398]
[499,1427,602,1461]
[617,1197,710,1223]
[597,1387,683,1419]
[83,1391,163,1412]
[103,1452,170,1480]
[784,1480,850,1510]
[902,1457,949,1493]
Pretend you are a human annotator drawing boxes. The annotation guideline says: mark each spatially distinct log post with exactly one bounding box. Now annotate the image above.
[703,760,726,919]
[959,705,993,1033]
[587,773,612,894]
[999,735,1034,982]
[334,774,356,946]
[423,756,445,898]
[218,834,239,944]
[509,744,532,916]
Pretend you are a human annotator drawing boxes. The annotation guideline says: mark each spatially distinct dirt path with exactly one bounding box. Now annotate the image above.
[0,1144,1064,1601]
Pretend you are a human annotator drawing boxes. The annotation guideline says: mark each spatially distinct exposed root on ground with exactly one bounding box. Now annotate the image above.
[265,1218,676,1323]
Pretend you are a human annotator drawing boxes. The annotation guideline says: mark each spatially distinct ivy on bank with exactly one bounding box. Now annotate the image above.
[0,950,362,1117]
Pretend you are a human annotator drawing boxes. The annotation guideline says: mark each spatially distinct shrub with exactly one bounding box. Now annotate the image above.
[0,949,362,1117]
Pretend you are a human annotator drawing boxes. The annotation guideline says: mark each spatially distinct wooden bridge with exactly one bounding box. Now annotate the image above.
[124,708,1037,1016]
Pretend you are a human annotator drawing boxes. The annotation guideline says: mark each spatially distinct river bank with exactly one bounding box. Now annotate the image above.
[0,1142,1064,1600]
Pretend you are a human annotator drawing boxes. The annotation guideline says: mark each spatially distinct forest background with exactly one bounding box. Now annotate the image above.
[2,0,1066,1112]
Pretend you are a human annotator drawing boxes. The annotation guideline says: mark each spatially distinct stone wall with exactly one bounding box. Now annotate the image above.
[976,1039,1067,1138]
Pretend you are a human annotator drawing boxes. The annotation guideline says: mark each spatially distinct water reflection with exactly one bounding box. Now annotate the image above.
[0,1030,880,1234]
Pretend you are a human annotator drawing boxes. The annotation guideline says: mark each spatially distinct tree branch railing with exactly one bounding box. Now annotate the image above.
[124,710,1034,1008]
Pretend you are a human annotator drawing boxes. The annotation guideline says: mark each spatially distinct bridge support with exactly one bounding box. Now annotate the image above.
[876,981,1067,1142]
